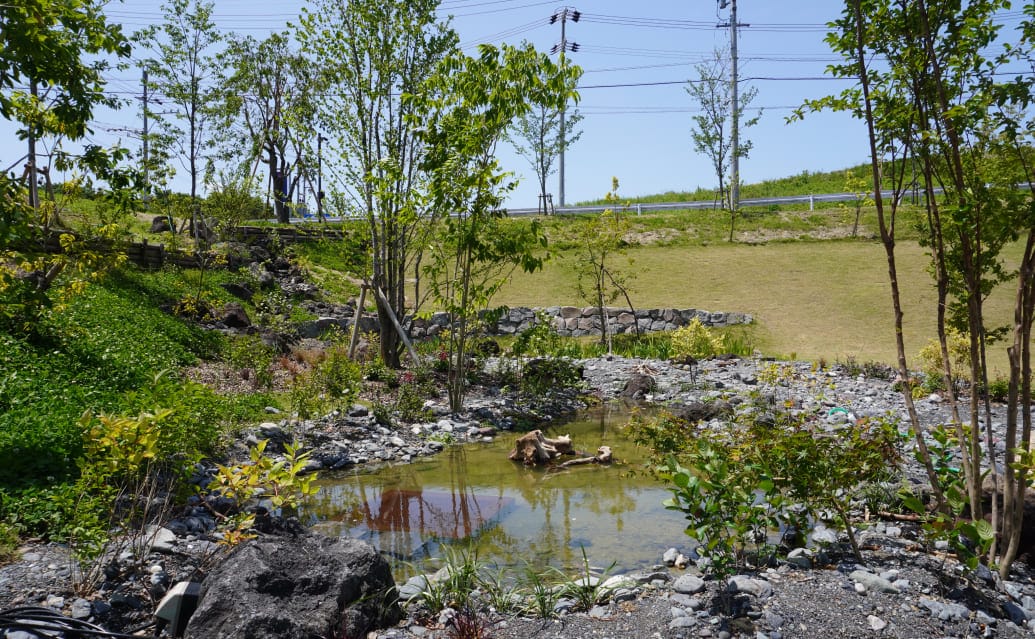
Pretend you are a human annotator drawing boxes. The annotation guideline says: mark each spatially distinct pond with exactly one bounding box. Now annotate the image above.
[307,405,690,577]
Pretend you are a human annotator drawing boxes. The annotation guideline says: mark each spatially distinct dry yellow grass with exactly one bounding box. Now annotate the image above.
[498,239,1022,371]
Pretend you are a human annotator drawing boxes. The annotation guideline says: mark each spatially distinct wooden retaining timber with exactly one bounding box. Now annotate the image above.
[233,225,346,244]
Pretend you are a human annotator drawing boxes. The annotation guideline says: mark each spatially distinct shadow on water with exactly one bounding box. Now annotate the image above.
[307,404,689,578]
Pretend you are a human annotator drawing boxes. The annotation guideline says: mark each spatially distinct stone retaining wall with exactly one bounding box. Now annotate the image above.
[407,306,751,340]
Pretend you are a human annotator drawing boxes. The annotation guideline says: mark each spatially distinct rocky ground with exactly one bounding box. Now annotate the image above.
[2,354,1035,638]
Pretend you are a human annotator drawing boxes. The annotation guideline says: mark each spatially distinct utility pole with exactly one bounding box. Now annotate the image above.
[551,7,579,208]
[718,0,745,212]
[27,80,39,213]
[317,134,327,223]
[142,69,150,206]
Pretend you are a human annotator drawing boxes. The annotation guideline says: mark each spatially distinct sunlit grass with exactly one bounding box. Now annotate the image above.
[498,238,1023,370]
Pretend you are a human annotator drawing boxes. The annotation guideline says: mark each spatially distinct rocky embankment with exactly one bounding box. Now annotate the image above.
[2,355,1035,638]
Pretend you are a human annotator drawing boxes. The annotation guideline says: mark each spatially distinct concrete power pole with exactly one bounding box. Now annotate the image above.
[142,69,150,206]
[718,0,744,213]
[730,0,740,213]
[552,7,579,208]
[27,80,39,213]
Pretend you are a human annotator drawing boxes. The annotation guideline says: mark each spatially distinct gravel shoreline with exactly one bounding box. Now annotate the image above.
[2,355,1035,638]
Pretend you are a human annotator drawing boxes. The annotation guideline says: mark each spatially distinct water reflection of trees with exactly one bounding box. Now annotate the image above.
[313,407,671,573]
[312,447,516,563]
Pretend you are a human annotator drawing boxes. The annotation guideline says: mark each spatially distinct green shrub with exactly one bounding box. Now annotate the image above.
[396,368,435,423]
[633,405,903,574]
[224,334,276,390]
[916,330,971,393]
[670,318,725,360]
[287,341,363,420]
[510,312,564,357]
[317,344,363,407]
[520,358,583,396]
[983,375,1010,402]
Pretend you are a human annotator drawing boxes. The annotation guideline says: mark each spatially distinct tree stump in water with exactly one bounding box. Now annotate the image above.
[507,430,574,466]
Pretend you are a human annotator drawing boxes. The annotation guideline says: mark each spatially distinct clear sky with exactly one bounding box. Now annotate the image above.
[6,1,1030,209]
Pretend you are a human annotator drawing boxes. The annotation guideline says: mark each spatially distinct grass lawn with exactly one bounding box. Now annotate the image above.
[499,238,1022,372]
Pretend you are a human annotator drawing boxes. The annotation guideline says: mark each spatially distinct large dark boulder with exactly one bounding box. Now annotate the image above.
[668,400,732,423]
[184,533,400,639]
[619,373,656,400]
[219,302,251,329]
[150,215,172,233]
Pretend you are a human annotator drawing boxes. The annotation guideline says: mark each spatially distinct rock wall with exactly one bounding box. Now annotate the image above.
[299,305,750,341]
[408,306,752,340]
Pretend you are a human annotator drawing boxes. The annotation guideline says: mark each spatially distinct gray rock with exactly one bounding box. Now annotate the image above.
[810,528,838,545]
[70,598,92,619]
[184,533,400,639]
[919,597,971,622]
[663,547,680,566]
[146,525,179,555]
[395,575,428,600]
[849,570,900,594]
[785,548,811,569]
[867,615,887,631]
[673,574,706,595]
[727,575,773,599]
[1003,601,1031,624]
[669,616,699,629]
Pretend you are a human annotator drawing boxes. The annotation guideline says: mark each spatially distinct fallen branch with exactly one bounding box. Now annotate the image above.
[557,446,613,469]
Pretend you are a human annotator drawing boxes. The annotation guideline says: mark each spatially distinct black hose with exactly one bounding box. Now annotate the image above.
[0,606,150,639]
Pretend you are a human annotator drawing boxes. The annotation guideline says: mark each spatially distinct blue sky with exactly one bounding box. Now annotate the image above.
[7,1,1030,208]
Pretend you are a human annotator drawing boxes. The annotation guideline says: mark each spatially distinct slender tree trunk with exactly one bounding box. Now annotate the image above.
[850,0,946,510]
[1001,230,1035,577]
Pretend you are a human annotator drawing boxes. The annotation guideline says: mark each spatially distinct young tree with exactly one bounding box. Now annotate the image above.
[573,178,636,349]
[214,32,317,224]
[134,0,221,243]
[686,48,760,241]
[506,63,583,214]
[800,0,1033,577]
[412,43,580,411]
[295,0,457,368]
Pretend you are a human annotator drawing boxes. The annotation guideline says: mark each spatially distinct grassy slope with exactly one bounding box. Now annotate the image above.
[498,238,1022,372]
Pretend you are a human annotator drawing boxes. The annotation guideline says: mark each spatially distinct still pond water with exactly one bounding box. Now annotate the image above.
[307,405,689,577]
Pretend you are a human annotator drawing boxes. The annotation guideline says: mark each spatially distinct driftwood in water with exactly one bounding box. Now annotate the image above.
[508,430,574,466]
[557,446,613,469]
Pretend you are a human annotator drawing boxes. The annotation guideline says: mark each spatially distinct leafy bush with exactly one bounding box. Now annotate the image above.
[207,440,320,543]
[510,312,566,357]
[670,318,725,360]
[898,425,994,570]
[632,405,903,575]
[289,346,362,420]
[224,334,276,390]
[916,329,971,393]
[520,358,583,396]
[396,368,435,422]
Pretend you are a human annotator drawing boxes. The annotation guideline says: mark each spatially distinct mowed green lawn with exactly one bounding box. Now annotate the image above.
[498,239,1022,372]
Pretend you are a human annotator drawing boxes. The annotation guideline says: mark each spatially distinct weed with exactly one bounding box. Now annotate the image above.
[564,546,617,611]
[447,606,491,639]
[519,563,565,619]
[477,566,522,614]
